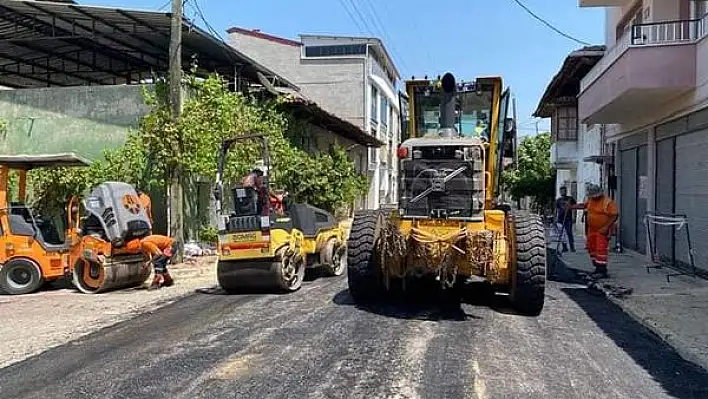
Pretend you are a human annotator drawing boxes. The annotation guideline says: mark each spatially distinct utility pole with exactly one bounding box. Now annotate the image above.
[169,0,184,262]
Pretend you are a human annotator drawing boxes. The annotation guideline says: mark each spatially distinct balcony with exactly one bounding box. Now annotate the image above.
[550,141,579,170]
[579,0,628,7]
[578,18,705,125]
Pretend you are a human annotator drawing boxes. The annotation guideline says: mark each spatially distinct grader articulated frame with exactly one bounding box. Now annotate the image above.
[346,72,547,315]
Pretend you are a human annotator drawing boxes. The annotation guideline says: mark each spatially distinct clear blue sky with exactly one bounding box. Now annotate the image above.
[96,0,605,137]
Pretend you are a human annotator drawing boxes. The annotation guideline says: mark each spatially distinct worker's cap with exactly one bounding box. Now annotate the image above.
[587,183,602,196]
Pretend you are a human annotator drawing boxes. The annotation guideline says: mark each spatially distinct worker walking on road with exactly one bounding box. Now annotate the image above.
[556,186,577,252]
[570,184,618,279]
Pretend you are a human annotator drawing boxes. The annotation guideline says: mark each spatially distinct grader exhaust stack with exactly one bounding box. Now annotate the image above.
[439,72,457,133]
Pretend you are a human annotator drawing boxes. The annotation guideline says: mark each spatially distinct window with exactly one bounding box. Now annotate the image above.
[552,107,578,141]
[412,84,494,137]
[381,98,389,127]
[694,1,708,19]
[303,44,367,58]
[371,86,379,122]
[616,3,643,42]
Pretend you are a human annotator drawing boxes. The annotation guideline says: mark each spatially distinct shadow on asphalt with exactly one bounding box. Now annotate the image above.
[332,288,475,321]
[195,285,285,295]
[548,250,708,399]
[332,283,535,321]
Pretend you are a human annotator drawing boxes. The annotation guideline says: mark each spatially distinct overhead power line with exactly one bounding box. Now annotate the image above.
[336,0,365,34]
[359,0,411,75]
[346,0,376,37]
[511,0,592,46]
[337,0,411,77]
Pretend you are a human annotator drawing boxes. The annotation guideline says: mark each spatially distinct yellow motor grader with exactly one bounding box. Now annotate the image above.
[346,72,547,315]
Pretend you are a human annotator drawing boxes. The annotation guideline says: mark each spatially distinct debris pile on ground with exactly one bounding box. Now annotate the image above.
[576,271,634,298]
[184,241,217,258]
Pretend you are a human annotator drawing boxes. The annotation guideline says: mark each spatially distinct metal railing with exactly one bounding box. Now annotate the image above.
[580,15,708,93]
[631,18,705,45]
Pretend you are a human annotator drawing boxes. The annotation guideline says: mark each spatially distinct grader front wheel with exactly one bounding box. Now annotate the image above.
[346,211,384,303]
[510,213,547,316]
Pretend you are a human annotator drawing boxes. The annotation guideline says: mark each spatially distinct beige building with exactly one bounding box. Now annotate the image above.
[578,0,708,269]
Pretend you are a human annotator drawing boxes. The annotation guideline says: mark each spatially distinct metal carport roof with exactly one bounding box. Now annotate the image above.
[0,0,298,90]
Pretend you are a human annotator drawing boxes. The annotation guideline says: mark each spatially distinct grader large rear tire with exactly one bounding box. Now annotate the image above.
[346,211,384,303]
[510,213,547,316]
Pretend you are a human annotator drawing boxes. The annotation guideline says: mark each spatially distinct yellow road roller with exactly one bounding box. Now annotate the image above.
[213,134,348,293]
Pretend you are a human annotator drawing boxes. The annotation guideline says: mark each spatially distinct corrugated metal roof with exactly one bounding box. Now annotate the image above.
[0,152,91,169]
[0,0,298,90]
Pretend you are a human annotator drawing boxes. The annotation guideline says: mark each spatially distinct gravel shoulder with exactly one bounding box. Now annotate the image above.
[0,256,218,369]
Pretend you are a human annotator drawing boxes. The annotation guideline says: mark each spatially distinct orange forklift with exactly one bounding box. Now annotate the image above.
[0,153,154,295]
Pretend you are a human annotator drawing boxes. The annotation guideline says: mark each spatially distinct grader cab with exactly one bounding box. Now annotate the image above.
[346,72,547,315]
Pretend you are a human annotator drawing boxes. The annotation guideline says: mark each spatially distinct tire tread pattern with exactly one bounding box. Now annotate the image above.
[346,210,382,303]
[511,212,547,316]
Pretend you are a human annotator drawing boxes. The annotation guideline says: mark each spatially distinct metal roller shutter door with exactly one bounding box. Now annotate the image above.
[655,138,675,261]
[619,145,647,253]
[636,145,648,254]
[674,128,708,268]
[620,149,637,251]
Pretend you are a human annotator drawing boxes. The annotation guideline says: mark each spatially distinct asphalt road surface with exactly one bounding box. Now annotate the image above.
[2,264,707,399]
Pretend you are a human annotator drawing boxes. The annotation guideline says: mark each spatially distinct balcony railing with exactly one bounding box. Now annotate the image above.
[580,16,708,93]
[631,18,706,45]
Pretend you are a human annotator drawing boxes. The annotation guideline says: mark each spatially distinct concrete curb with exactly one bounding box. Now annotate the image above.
[549,248,708,373]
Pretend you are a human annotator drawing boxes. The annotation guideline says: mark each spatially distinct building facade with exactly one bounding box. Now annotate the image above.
[228,28,401,210]
[534,46,606,235]
[578,0,708,269]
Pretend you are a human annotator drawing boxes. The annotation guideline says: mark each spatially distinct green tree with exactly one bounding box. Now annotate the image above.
[28,73,367,223]
[502,132,554,212]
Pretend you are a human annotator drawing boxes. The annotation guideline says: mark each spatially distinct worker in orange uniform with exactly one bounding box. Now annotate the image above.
[140,234,176,289]
[569,183,618,279]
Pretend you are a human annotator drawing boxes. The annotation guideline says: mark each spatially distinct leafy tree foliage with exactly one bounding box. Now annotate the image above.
[501,132,554,211]
[28,74,367,221]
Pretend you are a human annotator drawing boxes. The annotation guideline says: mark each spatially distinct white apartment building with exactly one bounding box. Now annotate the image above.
[534,46,606,235]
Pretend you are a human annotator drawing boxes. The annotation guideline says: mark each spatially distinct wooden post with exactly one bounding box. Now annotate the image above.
[169,0,184,262]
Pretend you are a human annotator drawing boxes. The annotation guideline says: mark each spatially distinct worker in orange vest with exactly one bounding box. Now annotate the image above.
[124,234,176,289]
[569,183,618,278]
[140,234,175,289]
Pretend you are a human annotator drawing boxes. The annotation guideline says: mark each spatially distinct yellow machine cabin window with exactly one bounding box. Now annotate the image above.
[409,81,495,139]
